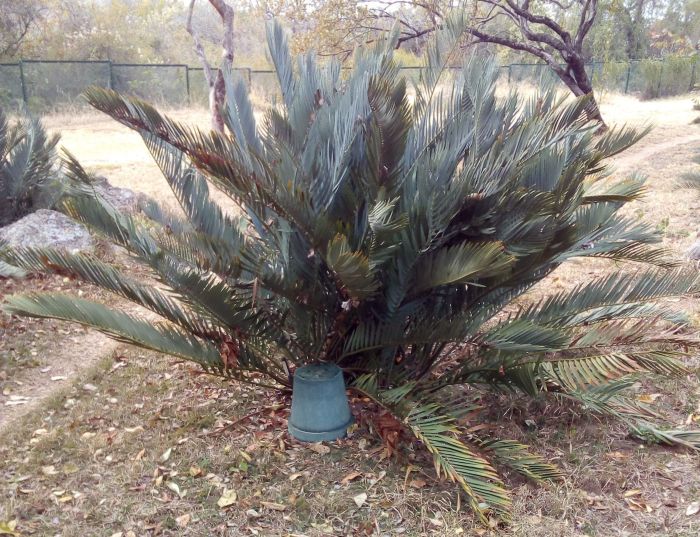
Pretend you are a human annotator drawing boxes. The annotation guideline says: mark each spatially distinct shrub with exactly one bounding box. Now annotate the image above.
[0,109,62,227]
[2,17,699,522]
[640,55,695,99]
[592,61,628,93]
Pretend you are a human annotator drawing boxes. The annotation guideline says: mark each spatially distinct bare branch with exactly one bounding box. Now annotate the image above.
[186,0,215,88]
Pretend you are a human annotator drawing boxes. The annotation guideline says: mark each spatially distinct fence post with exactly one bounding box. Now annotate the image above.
[624,63,631,94]
[690,59,697,92]
[185,66,191,104]
[247,67,252,88]
[507,65,511,84]
[107,60,114,90]
[18,60,28,104]
[656,61,664,98]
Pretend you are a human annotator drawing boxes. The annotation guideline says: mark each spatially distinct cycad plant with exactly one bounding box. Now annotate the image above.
[0,108,61,227]
[3,17,700,521]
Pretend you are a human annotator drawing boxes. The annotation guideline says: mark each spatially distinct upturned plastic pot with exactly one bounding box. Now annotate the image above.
[288,363,353,442]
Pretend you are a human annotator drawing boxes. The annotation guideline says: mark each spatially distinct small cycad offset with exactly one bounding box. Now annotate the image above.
[0,109,61,227]
[3,16,700,522]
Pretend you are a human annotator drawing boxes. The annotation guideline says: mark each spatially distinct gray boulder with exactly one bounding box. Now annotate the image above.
[92,176,148,213]
[0,209,94,254]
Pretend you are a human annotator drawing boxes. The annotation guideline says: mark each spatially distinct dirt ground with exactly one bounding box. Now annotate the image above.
[1,92,699,536]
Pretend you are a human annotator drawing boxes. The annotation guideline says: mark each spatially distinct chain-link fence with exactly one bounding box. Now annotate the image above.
[0,56,697,113]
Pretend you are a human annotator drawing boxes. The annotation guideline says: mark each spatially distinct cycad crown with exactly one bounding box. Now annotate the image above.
[0,109,61,227]
[3,16,699,522]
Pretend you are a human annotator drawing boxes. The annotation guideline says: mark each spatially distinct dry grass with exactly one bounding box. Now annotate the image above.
[0,347,697,536]
[1,92,700,536]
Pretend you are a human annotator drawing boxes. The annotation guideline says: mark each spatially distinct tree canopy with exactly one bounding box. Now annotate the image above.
[3,0,699,65]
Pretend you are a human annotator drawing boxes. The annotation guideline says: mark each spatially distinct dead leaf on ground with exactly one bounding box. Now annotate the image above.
[41,465,57,476]
[409,479,427,489]
[340,471,362,485]
[166,481,183,498]
[353,492,367,508]
[175,513,191,527]
[686,501,700,516]
[427,516,443,527]
[217,488,237,508]
[626,497,652,512]
[0,520,19,537]
[308,443,330,455]
[260,501,286,511]
[159,447,172,462]
[189,465,203,477]
[637,393,662,403]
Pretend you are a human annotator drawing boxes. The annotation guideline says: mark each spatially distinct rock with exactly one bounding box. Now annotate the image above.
[687,240,700,260]
[0,209,94,254]
[92,176,147,214]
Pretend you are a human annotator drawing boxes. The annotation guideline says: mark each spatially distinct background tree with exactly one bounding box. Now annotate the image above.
[0,0,46,59]
[186,0,235,132]
[324,0,608,123]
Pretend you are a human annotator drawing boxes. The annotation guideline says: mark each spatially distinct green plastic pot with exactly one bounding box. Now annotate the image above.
[287,363,353,442]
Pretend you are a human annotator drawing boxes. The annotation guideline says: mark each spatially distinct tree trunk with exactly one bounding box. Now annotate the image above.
[209,0,234,134]
[186,0,234,133]
[553,56,607,129]
[210,75,226,133]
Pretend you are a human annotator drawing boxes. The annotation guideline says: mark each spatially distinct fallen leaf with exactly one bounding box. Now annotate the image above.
[607,451,628,461]
[637,393,662,403]
[686,501,700,516]
[288,472,303,481]
[409,479,427,489]
[41,465,57,476]
[308,443,330,455]
[623,489,642,498]
[63,463,79,475]
[189,465,203,477]
[427,516,443,527]
[50,376,67,381]
[367,470,386,490]
[217,488,237,508]
[626,497,652,512]
[310,522,334,534]
[341,471,362,485]
[82,383,98,392]
[160,448,172,462]
[167,481,182,497]
[175,513,191,527]
[353,492,367,508]
[4,399,28,406]
[260,501,286,511]
[124,426,143,433]
[0,520,19,537]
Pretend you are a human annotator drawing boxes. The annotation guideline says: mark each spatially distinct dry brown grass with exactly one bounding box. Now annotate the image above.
[1,92,700,536]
